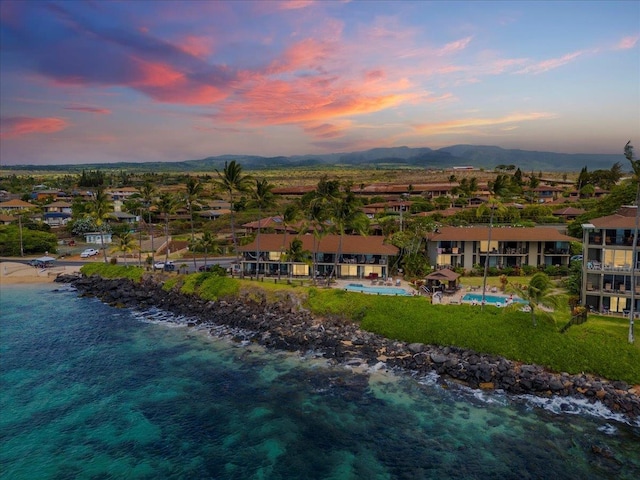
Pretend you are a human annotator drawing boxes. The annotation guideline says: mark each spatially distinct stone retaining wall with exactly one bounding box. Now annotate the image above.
[55,273,640,422]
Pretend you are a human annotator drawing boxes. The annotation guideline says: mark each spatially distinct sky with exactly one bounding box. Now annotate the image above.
[0,1,638,166]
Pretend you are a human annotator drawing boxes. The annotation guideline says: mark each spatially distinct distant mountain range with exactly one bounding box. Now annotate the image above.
[3,145,624,172]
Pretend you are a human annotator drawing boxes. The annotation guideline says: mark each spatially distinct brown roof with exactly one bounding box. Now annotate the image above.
[46,201,72,208]
[239,233,398,255]
[0,199,33,208]
[590,208,639,229]
[429,226,575,242]
[552,207,586,216]
[425,269,460,282]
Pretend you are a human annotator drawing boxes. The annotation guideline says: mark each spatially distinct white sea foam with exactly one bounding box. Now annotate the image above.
[515,394,640,427]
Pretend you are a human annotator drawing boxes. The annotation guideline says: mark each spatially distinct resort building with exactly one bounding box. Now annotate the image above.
[580,206,639,315]
[427,226,576,271]
[237,233,398,279]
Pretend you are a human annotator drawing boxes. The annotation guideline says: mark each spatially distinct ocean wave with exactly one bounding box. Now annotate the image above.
[515,394,640,427]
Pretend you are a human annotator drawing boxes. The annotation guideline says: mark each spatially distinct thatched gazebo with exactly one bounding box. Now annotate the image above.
[424,268,460,294]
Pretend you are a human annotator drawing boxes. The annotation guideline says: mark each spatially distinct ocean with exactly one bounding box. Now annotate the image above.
[1,283,639,479]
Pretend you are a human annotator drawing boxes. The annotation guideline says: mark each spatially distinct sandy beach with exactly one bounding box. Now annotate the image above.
[0,261,81,286]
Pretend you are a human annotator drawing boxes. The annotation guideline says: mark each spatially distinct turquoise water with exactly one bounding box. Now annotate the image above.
[1,284,639,479]
[344,283,411,296]
[462,293,528,305]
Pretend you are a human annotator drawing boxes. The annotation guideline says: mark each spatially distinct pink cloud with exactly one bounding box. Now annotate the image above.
[616,35,639,50]
[0,116,69,138]
[278,0,316,10]
[131,59,229,104]
[64,106,111,114]
[437,36,473,56]
[515,51,585,74]
[178,35,214,58]
[302,122,347,139]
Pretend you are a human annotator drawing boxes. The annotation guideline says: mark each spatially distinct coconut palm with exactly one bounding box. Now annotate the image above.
[184,177,204,270]
[329,188,369,280]
[624,141,639,343]
[87,187,113,263]
[214,161,252,266]
[154,192,179,264]
[139,181,157,265]
[509,272,565,327]
[110,232,137,266]
[476,174,511,310]
[307,201,329,284]
[193,231,220,270]
[278,203,300,280]
[248,178,277,279]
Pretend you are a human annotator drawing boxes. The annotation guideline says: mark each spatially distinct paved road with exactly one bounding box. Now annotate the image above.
[0,256,238,274]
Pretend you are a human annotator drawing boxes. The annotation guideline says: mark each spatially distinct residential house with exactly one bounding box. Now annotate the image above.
[242,216,297,234]
[552,207,586,222]
[43,201,73,227]
[0,199,34,211]
[109,211,139,224]
[84,232,113,244]
[237,233,398,279]
[0,214,15,225]
[427,226,575,271]
[580,206,639,315]
[526,185,565,203]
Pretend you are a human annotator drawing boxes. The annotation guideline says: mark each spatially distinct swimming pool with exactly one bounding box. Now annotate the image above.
[344,283,412,296]
[462,293,527,306]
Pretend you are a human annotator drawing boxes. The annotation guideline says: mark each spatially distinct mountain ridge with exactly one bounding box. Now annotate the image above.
[2,145,624,172]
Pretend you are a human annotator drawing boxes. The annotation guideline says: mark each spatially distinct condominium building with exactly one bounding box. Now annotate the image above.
[427,226,575,271]
[581,206,639,315]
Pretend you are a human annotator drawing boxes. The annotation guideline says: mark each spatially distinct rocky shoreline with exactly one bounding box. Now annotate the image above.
[55,273,640,423]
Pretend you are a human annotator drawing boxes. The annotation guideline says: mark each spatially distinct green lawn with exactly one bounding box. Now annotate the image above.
[79,265,640,385]
[305,288,640,385]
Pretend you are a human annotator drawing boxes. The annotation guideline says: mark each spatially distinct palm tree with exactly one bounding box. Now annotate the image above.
[329,188,369,280]
[476,174,511,310]
[154,192,178,264]
[139,182,157,265]
[248,178,277,279]
[88,187,113,263]
[110,232,137,266]
[194,231,219,270]
[510,273,564,327]
[307,201,329,284]
[184,177,204,270]
[278,203,300,280]
[214,161,252,266]
[624,141,639,344]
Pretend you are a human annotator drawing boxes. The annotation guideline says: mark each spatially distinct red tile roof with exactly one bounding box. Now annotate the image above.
[239,233,398,255]
[589,208,639,229]
[429,226,575,242]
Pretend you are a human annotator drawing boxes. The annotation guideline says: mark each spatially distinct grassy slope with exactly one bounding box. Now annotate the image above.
[79,265,640,385]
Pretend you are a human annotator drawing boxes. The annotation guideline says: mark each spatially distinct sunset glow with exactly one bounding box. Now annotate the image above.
[0,0,637,165]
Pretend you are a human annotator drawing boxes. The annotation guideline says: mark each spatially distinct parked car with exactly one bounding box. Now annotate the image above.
[154,261,175,271]
[570,255,583,263]
[80,248,99,258]
[199,264,213,272]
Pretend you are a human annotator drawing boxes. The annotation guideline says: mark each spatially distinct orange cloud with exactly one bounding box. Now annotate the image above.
[0,116,69,139]
[413,112,556,135]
